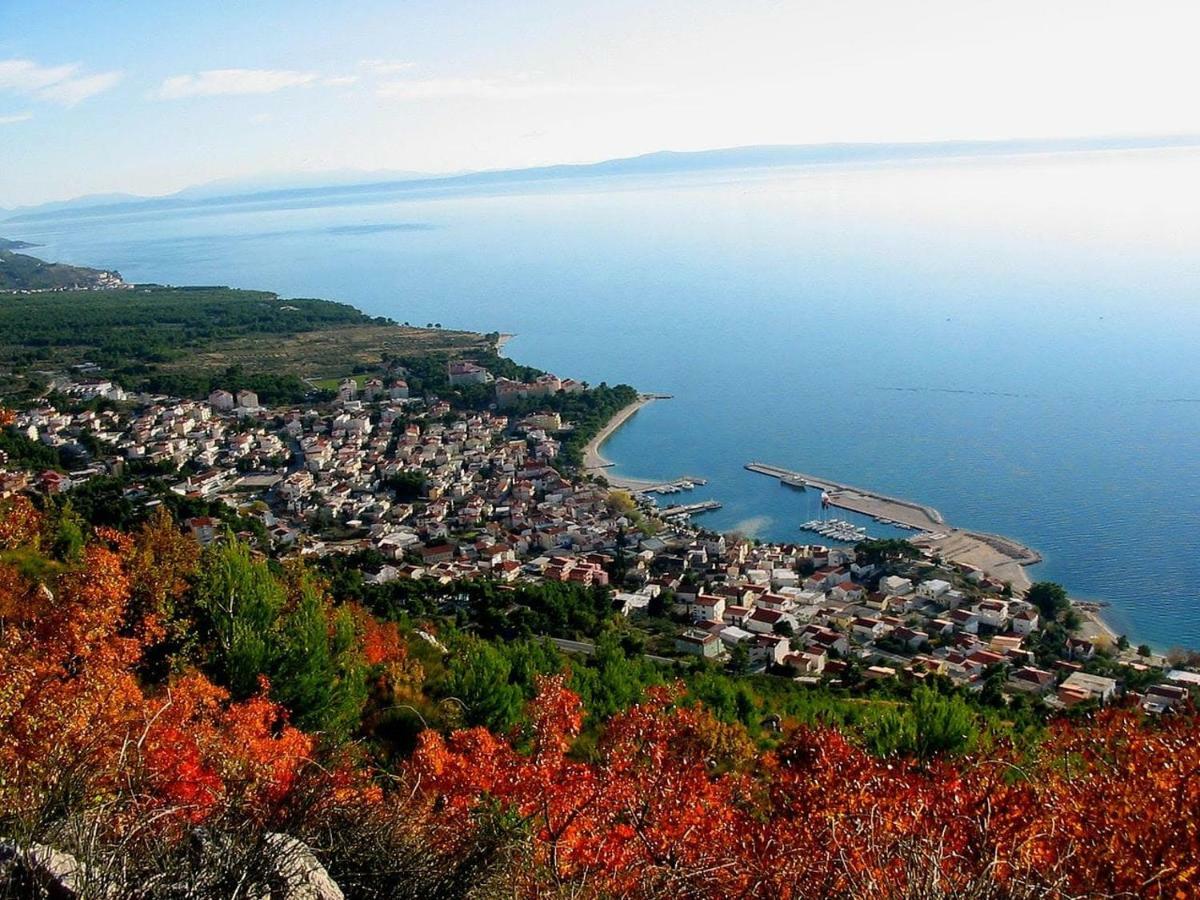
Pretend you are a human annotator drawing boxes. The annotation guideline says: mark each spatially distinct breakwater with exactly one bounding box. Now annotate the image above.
[745,461,1041,590]
[745,462,945,528]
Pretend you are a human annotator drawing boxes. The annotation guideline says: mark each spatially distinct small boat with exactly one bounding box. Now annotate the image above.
[781,476,808,490]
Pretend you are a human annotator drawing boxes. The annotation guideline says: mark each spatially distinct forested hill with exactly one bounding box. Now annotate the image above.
[0,282,494,404]
[0,246,125,292]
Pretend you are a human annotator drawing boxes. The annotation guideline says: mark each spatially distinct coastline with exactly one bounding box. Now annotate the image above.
[582,395,662,489]
[1074,602,1122,645]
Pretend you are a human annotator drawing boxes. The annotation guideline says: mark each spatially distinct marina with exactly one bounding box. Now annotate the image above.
[745,461,945,530]
[800,518,870,543]
[639,476,709,495]
[746,460,1041,591]
[657,499,723,519]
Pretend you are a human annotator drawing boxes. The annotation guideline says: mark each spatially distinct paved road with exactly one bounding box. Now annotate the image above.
[545,636,677,666]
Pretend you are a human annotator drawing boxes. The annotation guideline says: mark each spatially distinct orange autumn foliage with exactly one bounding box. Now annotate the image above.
[3,505,1200,896]
[409,680,1200,898]
[0,514,314,834]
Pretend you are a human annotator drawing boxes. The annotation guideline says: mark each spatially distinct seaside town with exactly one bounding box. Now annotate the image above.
[2,357,1199,716]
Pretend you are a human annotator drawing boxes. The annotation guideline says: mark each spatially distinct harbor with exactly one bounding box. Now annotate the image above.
[657,499,723,519]
[745,462,945,530]
[746,461,1042,592]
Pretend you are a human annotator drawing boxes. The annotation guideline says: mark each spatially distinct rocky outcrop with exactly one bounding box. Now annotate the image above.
[1,834,343,900]
[0,842,91,899]
[257,833,344,900]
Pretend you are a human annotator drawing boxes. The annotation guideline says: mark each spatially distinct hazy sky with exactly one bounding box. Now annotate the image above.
[2,0,1198,206]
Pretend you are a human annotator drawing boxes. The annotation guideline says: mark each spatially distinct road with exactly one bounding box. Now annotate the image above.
[545,636,677,666]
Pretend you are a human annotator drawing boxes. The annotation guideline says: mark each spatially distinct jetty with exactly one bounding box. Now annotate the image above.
[745,462,944,529]
[745,461,1041,592]
[636,476,708,496]
[658,500,722,519]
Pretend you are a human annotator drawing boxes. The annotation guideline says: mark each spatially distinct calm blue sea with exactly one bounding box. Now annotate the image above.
[9,149,1200,647]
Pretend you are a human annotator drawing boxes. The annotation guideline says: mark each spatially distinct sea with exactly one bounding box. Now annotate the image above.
[8,148,1200,648]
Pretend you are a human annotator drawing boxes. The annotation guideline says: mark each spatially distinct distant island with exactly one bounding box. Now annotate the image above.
[7,134,1200,226]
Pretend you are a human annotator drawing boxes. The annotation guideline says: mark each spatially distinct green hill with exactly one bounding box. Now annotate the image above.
[0,247,125,291]
[0,237,39,250]
[0,282,492,403]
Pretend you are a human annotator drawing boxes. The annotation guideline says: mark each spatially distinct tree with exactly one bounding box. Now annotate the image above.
[49,499,86,562]
[272,575,367,743]
[1137,643,1152,657]
[1027,581,1070,620]
[443,637,524,732]
[727,642,751,676]
[909,685,979,760]
[192,536,285,697]
[854,538,918,566]
[605,490,637,515]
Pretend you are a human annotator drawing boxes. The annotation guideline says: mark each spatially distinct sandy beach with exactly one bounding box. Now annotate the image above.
[1074,603,1122,645]
[910,530,1034,594]
[582,395,662,489]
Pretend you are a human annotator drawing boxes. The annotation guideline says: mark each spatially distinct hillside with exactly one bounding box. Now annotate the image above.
[0,237,39,250]
[0,501,1197,898]
[0,283,493,403]
[0,247,126,292]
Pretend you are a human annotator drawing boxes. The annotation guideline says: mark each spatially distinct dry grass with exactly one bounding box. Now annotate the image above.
[158,324,492,382]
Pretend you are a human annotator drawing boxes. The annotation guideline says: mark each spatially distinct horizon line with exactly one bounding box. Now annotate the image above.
[6,132,1200,223]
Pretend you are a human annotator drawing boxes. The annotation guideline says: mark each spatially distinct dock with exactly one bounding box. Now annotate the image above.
[745,462,945,529]
[635,476,709,496]
[658,500,722,519]
[745,460,1041,592]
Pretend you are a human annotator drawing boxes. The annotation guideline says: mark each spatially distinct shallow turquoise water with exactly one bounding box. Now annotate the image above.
[10,149,1200,646]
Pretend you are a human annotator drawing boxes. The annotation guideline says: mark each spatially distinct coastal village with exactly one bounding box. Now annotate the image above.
[2,360,1197,716]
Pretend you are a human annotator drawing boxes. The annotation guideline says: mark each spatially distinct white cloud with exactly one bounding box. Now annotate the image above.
[0,59,78,91]
[0,58,121,106]
[36,71,123,106]
[158,68,318,100]
[359,59,416,75]
[322,75,360,87]
[0,112,33,125]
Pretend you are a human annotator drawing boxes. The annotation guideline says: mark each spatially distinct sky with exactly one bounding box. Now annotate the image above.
[1,0,1199,207]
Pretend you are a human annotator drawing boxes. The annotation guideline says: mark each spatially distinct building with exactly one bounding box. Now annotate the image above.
[208,389,235,411]
[675,628,723,659]
[1012,608,1039,635]
[880,575,913,595]
[1058,671,1118,706]
[1008,666,1055,694]
[448,361,492,386]
[917,579,952,599]
[235,389,260,410]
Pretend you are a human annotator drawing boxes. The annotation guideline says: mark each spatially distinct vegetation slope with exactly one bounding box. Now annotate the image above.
[1,485,1198,898]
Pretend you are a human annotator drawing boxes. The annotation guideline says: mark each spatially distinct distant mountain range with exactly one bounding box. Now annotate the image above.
[5,135,1200,225]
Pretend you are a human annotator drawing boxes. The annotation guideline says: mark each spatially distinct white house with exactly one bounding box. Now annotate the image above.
[208,389,235,411]
[880,575,913,595]
[1012,608,1039,635]
[917,579,952,599]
